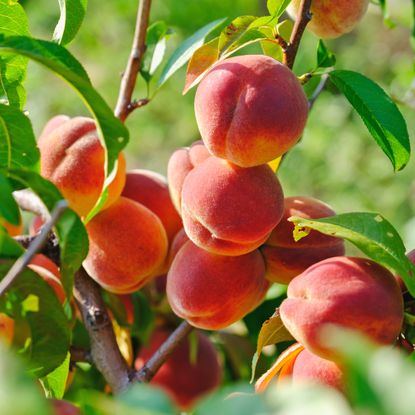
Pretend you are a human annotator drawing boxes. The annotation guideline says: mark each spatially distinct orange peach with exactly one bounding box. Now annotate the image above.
[167,241,269,329]
[280,257,404,360]
[0,214,23,237]
[83,197,168,294]
[38,116,126,217]
[194,55,308,167]
[181,157,284,256]
[288,0,369,39]
[167,228,190,265]
[261,196,345,284]
[135,329,221,409]
[122,169,182,243]
[167,140,210,213]
[0,313,14,346]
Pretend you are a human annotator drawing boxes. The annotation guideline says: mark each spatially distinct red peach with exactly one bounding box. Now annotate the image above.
[194,55,308,167]
[167,241,269,330]
[83,197,168,294]
[280,257,404,360]
[261,196,345,284]
[50,399,81,415]
[181,157,284,256]
[135,329,221,409]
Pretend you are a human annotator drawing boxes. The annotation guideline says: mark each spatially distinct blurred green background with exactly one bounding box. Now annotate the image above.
[22,0,415,245]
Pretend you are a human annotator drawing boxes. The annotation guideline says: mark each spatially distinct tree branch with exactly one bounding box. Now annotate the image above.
[73,268,133,393]
[283,0,312,69]
[134,320,194,382]
[114,0,152,121]
[0,200,68,297]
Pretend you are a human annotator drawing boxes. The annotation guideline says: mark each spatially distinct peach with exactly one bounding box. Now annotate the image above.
[168,228,190,265]
[261,196,345,284]
[122,169,182,243]
[51,399,81,415]
[0,313,14,346]
[167,241,269,330]
[83,197,168,294]
[167,140,210,213]
[288,0,369,39]
[135,329,221,409]
[194,55,308,167]
[181,157,284,256]
[280,257,404,360]
[29,216,44,235]
[38,116,126,217]
[0,215,23,237]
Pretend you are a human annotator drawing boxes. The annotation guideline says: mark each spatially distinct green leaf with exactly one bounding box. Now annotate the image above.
[0,0,30,108]
[53,0,88,45]
[0,36,129,220]
[157,18,226,89]
[0,172,19,225]
[0,226,25,258]
[289,212,415,296]
[316,40,336,68]
[0,104,40,171]
[267,0,292,18]
[0,262,70,378]
[218,16,257,54]
[41,353,70,399]
[131,291,155,343]
[7,169,88,298]
[141,21,171,85]
[329,70,410,171]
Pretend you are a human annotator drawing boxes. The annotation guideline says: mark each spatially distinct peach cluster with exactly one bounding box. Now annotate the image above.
[257,256,404,392]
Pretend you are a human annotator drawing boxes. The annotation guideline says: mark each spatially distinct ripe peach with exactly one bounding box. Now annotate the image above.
[280,257,404,360]
[122,170,182,244]
[261,196,345,284]
[288,0,369,39]
[168,228,190,265]
[167,241,269,329]
[50,399,81,415]
[38,116,126,217]
[167,140,210,213]
[0,313,14,346]
[194,55,308,167]
[29,216,44,235]
[83,197,168,294]
[181,157,284,256]
[135,329,221,409]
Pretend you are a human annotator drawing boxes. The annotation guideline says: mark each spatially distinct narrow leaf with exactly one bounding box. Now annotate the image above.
[0,0,30,108]
[267,0,292,18]
[53,0,88,45]
[157,18,226,89]
[0,104,39,171]
[0,36,129,220]
[41,353,70,399]
[0,226,24,258]
[218,16,257,54]
[329,70,410,171]
[289,212,415,296]
[0,172,19,225]
[316,40,336,68]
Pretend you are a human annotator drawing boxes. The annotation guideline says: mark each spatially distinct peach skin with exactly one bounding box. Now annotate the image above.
[167,241,269,330]
[280,257,404,360]
[181,157,284,256]
[194,55,308,167]
[38,116,126,217]
[135,329,221,409]
[288,0,369,39]
[261,196,345,284]
[83,197,168,294]
[0,313,14,346]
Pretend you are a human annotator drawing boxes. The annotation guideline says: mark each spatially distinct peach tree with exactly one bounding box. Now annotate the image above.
[1,0,415,414]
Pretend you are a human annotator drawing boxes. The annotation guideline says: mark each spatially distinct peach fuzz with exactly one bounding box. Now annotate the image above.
[280,257,404,360]
[166,240,269,330]
[288,0,369,39]
[122,169,182,243]
[167,140,210,213]
[0,313,14,346]
[181,157,284,256]
[261,196,345,284]
[194,55,308,167]
[38,116,126,217]
[83,197,168,294]
[135,329,221,409]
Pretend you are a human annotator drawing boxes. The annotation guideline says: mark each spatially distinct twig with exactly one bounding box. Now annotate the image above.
[13,189,50,221]
[73,268,132,394]
[70,346,93,364]
[114,0,152,121]
[134,320,194,382]
[283,0,312,69]
[0,200,68,298]
[274,33,288,50]
[308,73,329,110]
